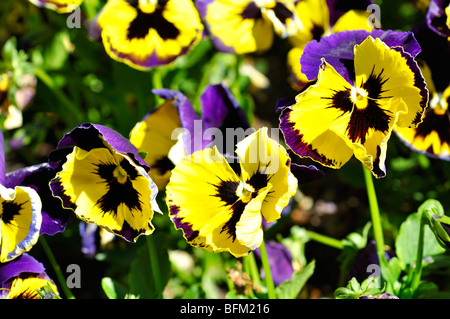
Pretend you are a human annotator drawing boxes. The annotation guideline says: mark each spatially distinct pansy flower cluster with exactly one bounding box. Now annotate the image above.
[2,0,448,300]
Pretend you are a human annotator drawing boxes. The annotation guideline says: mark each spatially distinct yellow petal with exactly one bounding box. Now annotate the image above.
[129,100,181,189]
[236,127,297,222]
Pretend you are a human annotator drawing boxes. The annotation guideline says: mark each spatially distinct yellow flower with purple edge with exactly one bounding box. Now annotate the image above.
[279,30,429,178]
[395,22,450,160]
[95,0,203,70]
[196,0,303,54]
[49,123,161,243]
[0,130,42,263]
[166,128,298,258]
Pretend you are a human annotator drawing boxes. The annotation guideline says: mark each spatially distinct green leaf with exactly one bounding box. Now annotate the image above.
[128,234,171,299]
[396,212,445,266]
[275,260,315,299]
[101,277,128,299]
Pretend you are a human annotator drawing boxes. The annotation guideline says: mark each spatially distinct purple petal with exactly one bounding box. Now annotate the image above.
[200,84,250,151]
[426,0,450,37]
[5,163,73,236]
[79,222,98,258]
[301,30,421,84]
[0,254,45,286]
[413,21,450,93]
[255,241,294,286]
[49,123,149,172]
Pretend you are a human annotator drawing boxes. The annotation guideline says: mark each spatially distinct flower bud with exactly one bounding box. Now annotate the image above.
[429,214,450,249]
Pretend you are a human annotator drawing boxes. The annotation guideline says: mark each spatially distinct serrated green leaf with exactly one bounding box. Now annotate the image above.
[275,260,315,299]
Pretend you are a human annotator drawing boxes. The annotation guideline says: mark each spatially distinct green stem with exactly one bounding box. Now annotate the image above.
[151,68,164,105]
[246,252,262,287]
[242,256,255,298]
[362,165,388,282]
[146,235,163,298]
[259,239,276,299]
[411,217,426,290]
[306,230,344,250]
[39,236,75,299]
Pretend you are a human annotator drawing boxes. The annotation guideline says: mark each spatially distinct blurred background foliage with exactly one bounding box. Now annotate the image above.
[2,0,450,299]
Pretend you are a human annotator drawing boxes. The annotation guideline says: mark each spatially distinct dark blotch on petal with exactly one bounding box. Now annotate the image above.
[2,200,25,224]
[347,105,391,144]
[273,2,293,24]
[414,109,450,145]
[241,2,262,19]
[153,156,175,175]
[221,200,246,242]
[127,5,180,40]
[212,180,240,206]
[324,89,353,114]
[247,171,269,193]
[95,160,142,216]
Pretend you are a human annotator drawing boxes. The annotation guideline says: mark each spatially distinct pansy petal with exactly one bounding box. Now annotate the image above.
[50,146,159,242]
[280,61,355,169]
[300,29,421,84]
[331,9,373,33]
[326,0,373,26]
[261,0,303,39]
[97,0,203,69]
[49,123,149,172]
[288,0,329,48]
[426,0,450,37]
[28,0,83,13]
[7,275,59,299]
[413,22,450,93]
[200,84,251,152]
[234,185,271,252]
[6,163,72,236]
[353,36,427,129]
[395,84,450,160]
[0,253,45,285]
[254,240,294,286]
[129,99,182,190]
[236,128,298,223]
[167,147,240,245]
[0,185,42,263]
[197,0,274,54]
[287,46,310,90]
[153,88,202,155]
